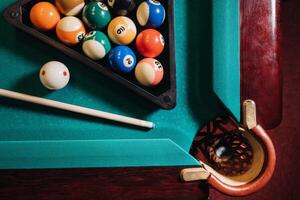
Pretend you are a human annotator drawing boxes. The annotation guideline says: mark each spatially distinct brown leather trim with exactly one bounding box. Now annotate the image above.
[207,125,276,196]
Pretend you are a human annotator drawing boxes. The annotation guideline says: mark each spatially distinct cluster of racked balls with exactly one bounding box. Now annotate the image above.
[30,0,166,89]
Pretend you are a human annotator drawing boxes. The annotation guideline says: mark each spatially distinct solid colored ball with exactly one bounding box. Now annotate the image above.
[82,2,111,30]
[56,16,86,45]
[30,2,60,31]
[82,31,111,60]
[135,58,164,86]
[55,0,85,16]
[108,16,137,45]
[107,0,135,16]
[40,61,70,90]
[136,0,165,28]
[108,46,137,74]
[136,29,165,57]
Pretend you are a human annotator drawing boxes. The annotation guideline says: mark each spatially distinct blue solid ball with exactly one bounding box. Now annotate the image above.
[136,0,165,28]
[108,46,137,74]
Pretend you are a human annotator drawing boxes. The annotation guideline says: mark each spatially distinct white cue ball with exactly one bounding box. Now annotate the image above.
[39,61,70,90]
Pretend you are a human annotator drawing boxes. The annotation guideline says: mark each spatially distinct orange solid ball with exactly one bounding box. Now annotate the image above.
[30,2,60,31]
[136,29,165,58]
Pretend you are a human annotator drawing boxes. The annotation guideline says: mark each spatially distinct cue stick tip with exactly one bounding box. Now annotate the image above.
[150,122,156,129]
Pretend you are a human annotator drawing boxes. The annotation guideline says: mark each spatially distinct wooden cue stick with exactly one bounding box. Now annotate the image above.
[0,89,155,129]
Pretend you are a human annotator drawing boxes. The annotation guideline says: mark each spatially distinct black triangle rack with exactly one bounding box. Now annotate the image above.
[3,0,176,109]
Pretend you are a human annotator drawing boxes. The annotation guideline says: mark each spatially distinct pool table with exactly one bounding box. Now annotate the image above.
[0,0,280,199]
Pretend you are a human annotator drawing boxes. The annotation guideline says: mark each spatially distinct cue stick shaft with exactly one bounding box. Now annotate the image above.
[0,89,154,129]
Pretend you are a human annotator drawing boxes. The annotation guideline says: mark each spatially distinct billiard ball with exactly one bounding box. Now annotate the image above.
[107,0,135,16]
[56,16,86,45]
[82,31,111,60]
[107,16,137,45]
[30,2,60,31]
[82,2,111,30]
[135,58,164,87]
[108,46,137,74]
[55,0,85,16]
[39,61,70,90]
[136,29,165,57]
[136,0,165,28]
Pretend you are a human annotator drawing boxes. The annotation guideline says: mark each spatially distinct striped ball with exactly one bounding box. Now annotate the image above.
[135,58,164,87]
[136,0,165,28]
[55,0,85,16]
[82,31,111,60]
[56,16,86,45]
[107,16,137,45]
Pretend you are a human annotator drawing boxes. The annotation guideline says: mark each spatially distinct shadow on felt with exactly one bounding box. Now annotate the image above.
[186,0,224,126]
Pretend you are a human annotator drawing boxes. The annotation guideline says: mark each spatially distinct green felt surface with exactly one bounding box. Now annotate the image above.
[213,0,240,120]
[0,139,199,169]
[0,0,239,169]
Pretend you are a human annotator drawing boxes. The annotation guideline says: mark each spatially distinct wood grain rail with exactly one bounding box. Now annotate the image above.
[0,167,208,200]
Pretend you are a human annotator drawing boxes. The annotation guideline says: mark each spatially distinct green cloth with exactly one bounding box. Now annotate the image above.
[0,0,239,169]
